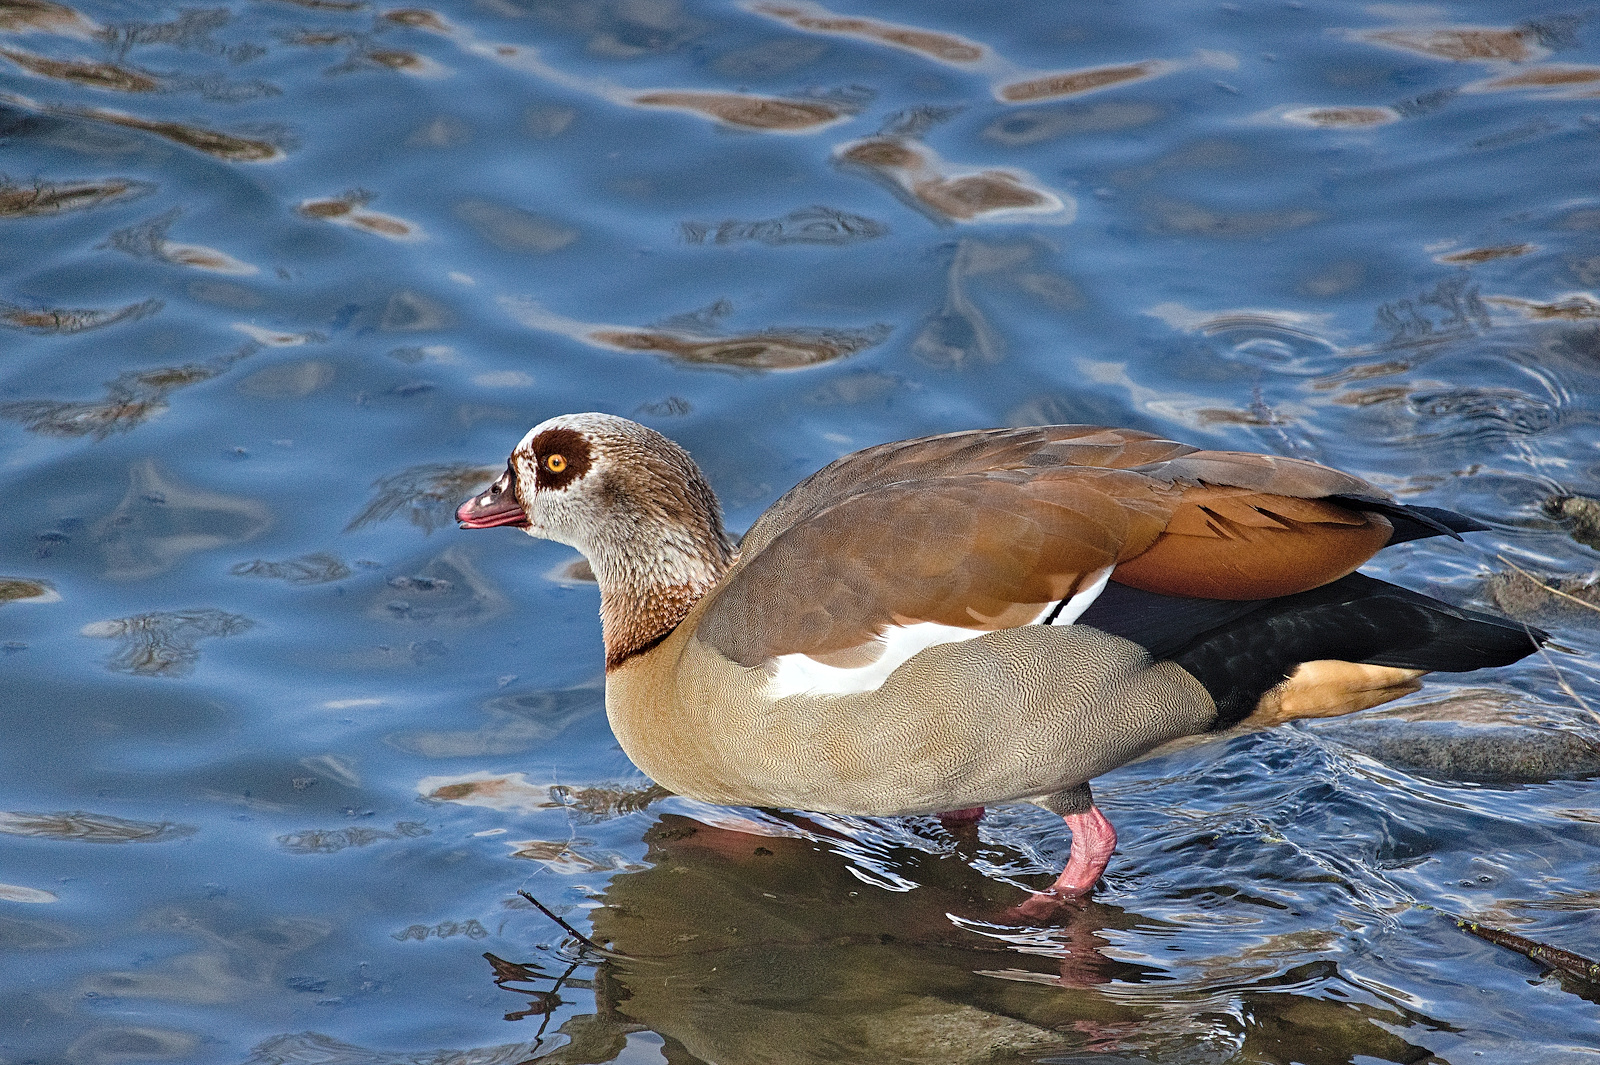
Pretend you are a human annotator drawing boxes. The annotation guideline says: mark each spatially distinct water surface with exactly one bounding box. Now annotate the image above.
[3,0,1600,1061]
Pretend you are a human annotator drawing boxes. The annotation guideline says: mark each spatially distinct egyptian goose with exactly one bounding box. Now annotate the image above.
[457,414,1540,912]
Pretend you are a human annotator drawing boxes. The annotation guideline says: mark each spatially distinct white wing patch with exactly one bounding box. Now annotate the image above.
[1041,565,1112,626]
[763,566,1115,700]
[764,621,984,699]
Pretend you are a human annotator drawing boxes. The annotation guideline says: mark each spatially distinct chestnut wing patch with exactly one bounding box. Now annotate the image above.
[699,466,1172,667]
[1112,450,1399,599]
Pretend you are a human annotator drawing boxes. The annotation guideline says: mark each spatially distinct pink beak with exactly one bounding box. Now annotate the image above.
[457,467,530,530]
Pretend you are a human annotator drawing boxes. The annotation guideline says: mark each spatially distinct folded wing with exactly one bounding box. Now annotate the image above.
[700,426,1403,668]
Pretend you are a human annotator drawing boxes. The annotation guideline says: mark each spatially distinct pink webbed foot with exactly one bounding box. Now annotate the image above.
[938,806,985,827]
[1013,805,1118,920]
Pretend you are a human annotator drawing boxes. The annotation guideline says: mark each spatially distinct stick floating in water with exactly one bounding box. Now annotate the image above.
[1455,916,1600,985]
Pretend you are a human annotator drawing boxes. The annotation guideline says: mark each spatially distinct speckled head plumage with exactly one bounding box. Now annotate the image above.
[459,412,735,667]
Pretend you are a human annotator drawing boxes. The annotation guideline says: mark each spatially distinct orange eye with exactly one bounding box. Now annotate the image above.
[545,454,567,473]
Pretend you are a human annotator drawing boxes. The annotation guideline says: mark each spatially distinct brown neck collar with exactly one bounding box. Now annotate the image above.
[594,528,735,670]
[601,580,711,670]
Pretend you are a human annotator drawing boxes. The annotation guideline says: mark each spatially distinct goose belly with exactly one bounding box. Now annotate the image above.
[606,625,1218,816]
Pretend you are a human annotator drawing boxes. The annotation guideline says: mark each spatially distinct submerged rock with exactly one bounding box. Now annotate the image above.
[1544,493,1600,551]
[1483,567,1600,623]
[1311,689,1600,784]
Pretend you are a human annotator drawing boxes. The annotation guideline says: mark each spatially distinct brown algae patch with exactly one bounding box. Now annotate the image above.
[749,2,984,64]
[288,30,356,47]
[0,177,149,217]
[913,173,1054,219]
[420,774,670,820]
[1331,385,1411,407]
[497,296,890,371]
[1361,27,1540,63]
[1484,65,1600,89]
[839,138,921,168]
[0,48,159,91]
[0,577,57,604]
[383,8,450,32]
[0,810,195,843]
[590,325,888,370]
[1435,244,1534,265]
[300,197,357,219]
[1485,294,1600,320]
[1544,495,1600,552]
[2,349,252,438]
[1195,407,1287,427]
[999,61,1169,102]
[1484,567,1600,622]
[474,42,843,133]
[1471,65,1600,98]
[267,0,365,9]
[300,193,421,240]
[1,297,161,333]
[367,49,435,74]
[0,0,99,37]
[168,246,255,273]
[836,137,1069,223]
[3,395,169,437]
[82,108,280,161]
[1312,360,1411,390]
[1282,105,1399,128]
[631,91,845,131]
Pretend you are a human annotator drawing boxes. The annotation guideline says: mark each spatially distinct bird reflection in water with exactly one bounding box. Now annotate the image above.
[487,811,1151,1065]
[484,810,1460,1064]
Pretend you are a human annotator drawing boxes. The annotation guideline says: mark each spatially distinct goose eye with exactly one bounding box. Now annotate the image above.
[545,454,567,474]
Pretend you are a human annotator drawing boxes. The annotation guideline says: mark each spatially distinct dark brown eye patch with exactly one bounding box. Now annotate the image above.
[531,427,591,489]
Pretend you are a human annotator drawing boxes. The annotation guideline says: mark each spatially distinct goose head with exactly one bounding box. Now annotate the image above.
[457,413,736,666]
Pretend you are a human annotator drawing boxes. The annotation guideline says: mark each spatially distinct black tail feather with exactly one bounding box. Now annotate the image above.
[1081,574,1545,730]
[1328,495,1492,545]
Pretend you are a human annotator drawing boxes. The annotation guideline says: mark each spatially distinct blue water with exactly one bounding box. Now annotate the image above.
[3,1,1600,1061]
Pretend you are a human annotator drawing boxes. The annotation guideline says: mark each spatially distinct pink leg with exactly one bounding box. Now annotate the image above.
[1052,806,1117,895]
[1014,805,1117,920]
[939,806,985,827]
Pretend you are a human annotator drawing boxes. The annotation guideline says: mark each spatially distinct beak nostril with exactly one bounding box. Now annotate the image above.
[460,467,528,530]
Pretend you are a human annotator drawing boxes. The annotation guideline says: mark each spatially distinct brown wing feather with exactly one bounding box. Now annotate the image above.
[1113,449,1398,598]
[1135,450,1387,498]
[701,466,1174,666]
[703,428,1402,664]
[1112,487,1393,598]
[738,425,1196,558]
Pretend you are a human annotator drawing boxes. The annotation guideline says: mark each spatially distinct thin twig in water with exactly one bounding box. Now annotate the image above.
[1496,554,1600,615]
[518,889,613,956]
[534,958,580,1036]
[503,957,581,1028]
[1515,613,1599,727]
[1533,637,1600,727]
[1492,555,1600,725]
[1453,915,1600,986]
